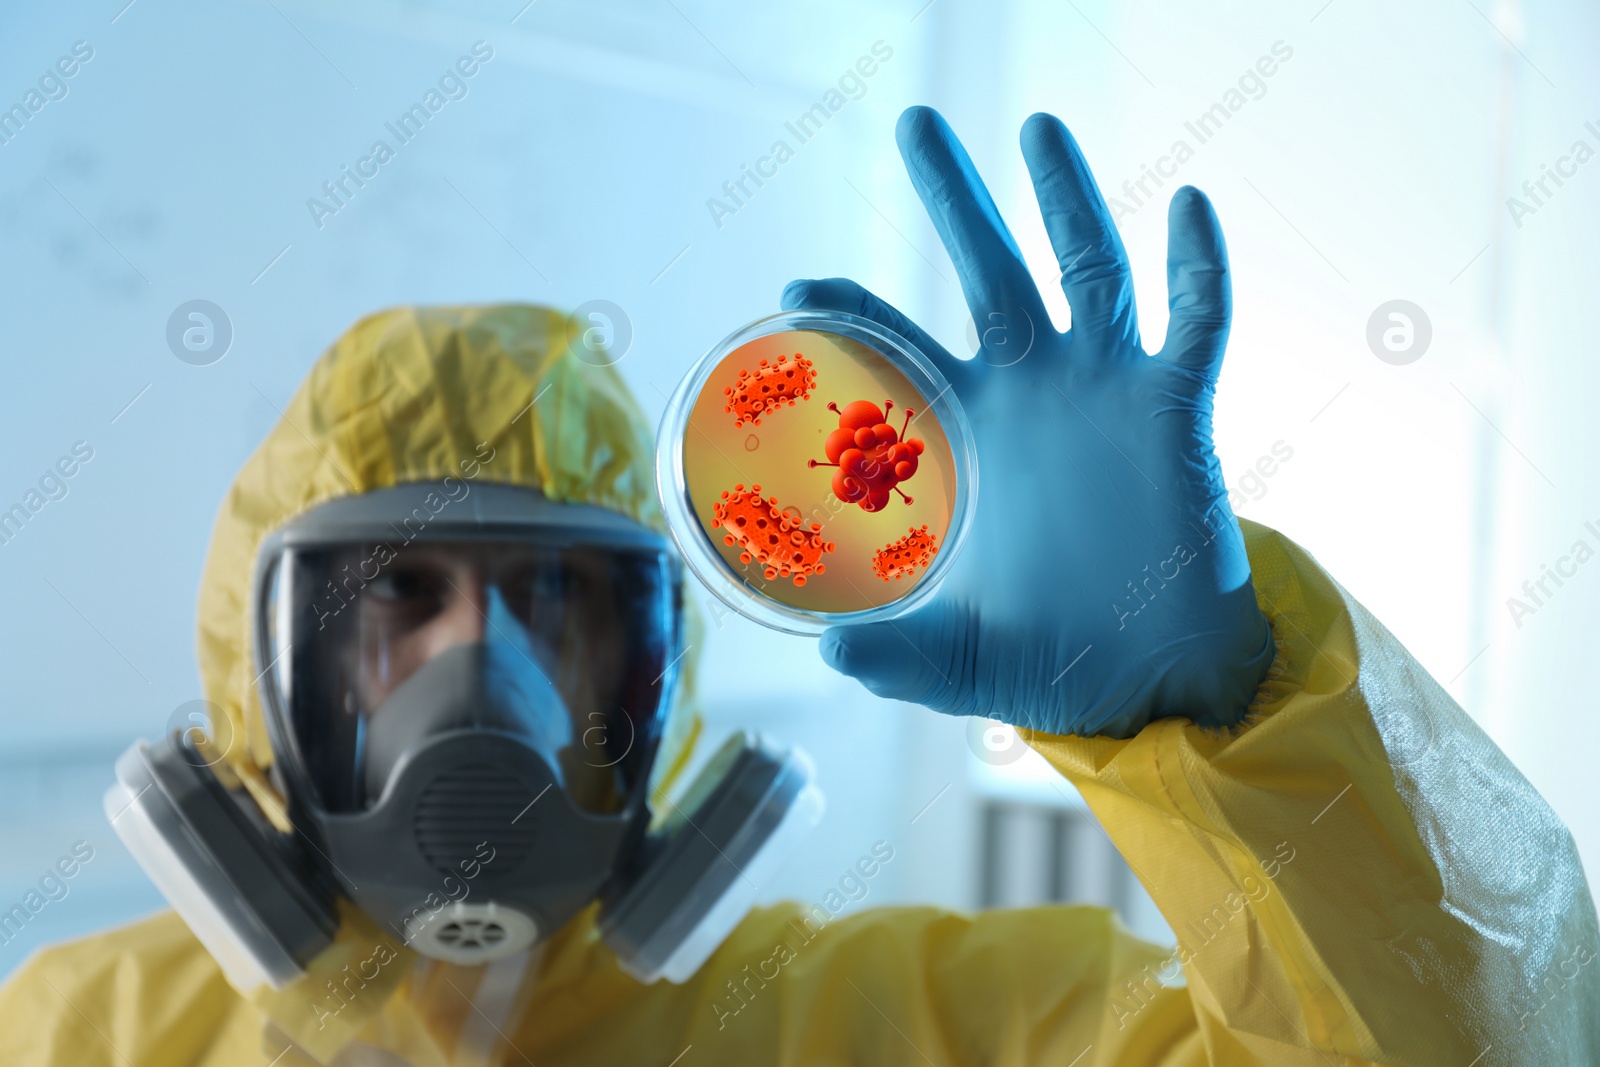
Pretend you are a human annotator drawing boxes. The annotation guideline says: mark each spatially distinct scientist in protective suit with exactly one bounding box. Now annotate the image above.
[2,107,1597,1067]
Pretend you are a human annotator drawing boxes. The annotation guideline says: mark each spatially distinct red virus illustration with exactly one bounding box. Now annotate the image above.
[712,484,835,586]
[873,526,939,582]
[723,354,817,428]
[808,399,925,512]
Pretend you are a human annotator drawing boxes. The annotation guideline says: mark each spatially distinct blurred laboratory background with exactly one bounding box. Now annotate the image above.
[0,0,1596,978]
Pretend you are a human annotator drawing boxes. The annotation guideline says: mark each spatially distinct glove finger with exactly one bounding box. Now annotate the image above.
[781,277,972,393]
[1155,186,1231,380]
[1018,112,1139,349]
[818,606,972,713]
[895,106,1049,358]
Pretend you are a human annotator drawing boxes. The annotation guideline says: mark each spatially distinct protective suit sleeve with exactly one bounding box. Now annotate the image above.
[1024,518,1600,1066]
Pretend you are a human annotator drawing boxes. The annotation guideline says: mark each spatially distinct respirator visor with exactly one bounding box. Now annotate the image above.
[255,486,681,817]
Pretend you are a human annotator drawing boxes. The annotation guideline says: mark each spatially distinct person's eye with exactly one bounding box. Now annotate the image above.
[366,568,439,604]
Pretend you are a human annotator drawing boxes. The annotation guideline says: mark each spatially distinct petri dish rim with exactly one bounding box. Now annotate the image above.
[656,309,978,636]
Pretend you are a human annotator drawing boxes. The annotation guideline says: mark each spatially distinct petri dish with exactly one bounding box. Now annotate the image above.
[656,310,977,635]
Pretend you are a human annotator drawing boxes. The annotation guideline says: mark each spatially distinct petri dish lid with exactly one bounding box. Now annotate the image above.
[656,310,977,635]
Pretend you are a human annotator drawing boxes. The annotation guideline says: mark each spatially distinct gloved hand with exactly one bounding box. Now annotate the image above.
[783,107,1274,738]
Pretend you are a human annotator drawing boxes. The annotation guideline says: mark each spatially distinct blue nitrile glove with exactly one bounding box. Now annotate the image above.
[783,107,1274,738]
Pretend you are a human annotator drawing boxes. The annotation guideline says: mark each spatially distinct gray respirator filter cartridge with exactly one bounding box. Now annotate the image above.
[103,736,337,991]
[601,731,825,983]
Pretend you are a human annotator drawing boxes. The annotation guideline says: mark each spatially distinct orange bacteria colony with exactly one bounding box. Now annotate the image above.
[723,354,817,428]
[873,526,939,582]
[809,399,925,513]
[712,484,836,586]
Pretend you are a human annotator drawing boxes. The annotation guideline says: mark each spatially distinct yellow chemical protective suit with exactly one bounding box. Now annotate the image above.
[1,305,1595,1067]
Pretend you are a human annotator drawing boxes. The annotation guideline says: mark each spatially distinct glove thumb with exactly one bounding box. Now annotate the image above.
[818,606,968,712]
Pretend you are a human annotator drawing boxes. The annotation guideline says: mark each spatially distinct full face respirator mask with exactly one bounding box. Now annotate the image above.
[106,483,822,992]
